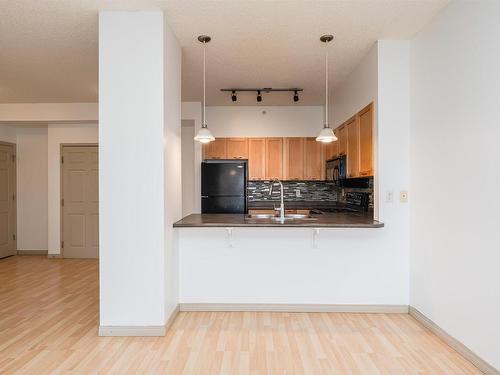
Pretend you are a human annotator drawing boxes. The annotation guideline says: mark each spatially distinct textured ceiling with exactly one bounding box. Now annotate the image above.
[0,0,448,105]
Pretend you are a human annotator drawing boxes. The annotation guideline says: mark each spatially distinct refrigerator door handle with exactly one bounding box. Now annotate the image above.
[201,195,208,198]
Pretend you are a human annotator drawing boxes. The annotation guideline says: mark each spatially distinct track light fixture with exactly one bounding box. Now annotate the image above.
[222,88,303,103]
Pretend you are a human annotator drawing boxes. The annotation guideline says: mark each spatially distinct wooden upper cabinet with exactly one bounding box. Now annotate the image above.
[226,138,248,159]
[203,138,226,159]
[358,104,374,177]
[304,137,324,180]
[248,138,266,180]
[346,117,360,178]
[337,126,348,156]
[283,138,304,180]
[324,137,339,161]
[265,138,283,179]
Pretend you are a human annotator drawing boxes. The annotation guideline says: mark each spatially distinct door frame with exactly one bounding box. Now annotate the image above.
[0,141,17,256]
[60,143,98,258]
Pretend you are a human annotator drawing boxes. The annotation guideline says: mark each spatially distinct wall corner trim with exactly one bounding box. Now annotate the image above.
[98,304,180,337]
[409,306,499,375]
[165,304,180,331]
[179,303,409,314]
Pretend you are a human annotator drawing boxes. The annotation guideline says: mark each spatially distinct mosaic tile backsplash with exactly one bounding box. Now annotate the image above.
[247,180,338,202]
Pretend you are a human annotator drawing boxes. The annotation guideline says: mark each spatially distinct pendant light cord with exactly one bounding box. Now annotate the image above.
[324,40,329,128]
[203,41,206,128]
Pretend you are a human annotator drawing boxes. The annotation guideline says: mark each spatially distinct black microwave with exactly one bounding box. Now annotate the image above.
[326,155,347,183]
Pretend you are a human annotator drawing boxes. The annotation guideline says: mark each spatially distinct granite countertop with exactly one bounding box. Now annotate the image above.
[173,212,384,228]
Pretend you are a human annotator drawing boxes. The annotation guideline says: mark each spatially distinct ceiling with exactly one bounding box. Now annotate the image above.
[0,0,448,105]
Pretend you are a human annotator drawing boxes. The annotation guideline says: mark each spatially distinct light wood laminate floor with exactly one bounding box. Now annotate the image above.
[0,256,481,374]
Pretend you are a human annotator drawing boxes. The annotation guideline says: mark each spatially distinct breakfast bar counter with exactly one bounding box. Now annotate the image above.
[173,212,384,228]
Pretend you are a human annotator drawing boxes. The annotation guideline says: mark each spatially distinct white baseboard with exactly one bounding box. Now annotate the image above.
[180,303,409,313]
[409,306,499,375]
[99,304,180,337]
[98,325,166,337]
[47,254,62,259]
[17,250,48,255]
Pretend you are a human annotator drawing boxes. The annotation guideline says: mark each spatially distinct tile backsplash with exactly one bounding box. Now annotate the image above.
[248,180,338,202]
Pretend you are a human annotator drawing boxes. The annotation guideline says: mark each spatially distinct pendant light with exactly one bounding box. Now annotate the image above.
[194,35,215,143]
[316,35,338,143]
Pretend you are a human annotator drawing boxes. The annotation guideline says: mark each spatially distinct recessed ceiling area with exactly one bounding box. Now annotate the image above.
[0,0,448,105]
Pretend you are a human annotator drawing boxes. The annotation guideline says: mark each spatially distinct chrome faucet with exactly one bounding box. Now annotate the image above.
[269,179,285,221]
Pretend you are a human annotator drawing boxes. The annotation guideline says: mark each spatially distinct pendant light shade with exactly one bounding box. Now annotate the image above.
[194,35,215,143]
[194,126,215,143]
[316,34,338,143]
[316,126,337,143]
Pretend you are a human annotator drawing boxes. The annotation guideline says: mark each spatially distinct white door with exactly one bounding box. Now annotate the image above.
[61,146,99,258]
[0,143,16,258]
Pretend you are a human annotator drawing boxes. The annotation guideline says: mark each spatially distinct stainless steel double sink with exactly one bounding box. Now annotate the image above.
[245,210,317,221]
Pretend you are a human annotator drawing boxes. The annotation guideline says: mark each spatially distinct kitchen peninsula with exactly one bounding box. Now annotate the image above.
[175,102,392,308]
[174,212,383,228]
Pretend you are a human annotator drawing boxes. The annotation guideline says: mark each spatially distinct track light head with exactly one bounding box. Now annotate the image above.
[256,90,262,102]
[231,90,237,102]
[293,90,299,102]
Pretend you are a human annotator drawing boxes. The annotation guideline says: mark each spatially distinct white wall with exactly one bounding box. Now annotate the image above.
[47,123,98,255]
[179,227,409,305]
[410,1,500,369]
[16,127,48,251]
[206,106,323,137]
[0,125,17,143]
[181,102,202,213]
[99,11,181,330]
[181,121,195,216]
[163,20,182,323]
[331,45,378,129]
[0,103,97,123]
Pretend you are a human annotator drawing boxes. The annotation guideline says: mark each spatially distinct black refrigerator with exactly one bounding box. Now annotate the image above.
[201,161,247,214]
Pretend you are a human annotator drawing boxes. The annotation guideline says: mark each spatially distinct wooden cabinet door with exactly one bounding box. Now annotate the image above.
[248,138,266,180]
[203,138,226,159]
[226,138,248,159]
[265,138,283,179]
[304,137,324,180]
[283,138,304,180]
[346,117,359,178]
[324,137,339,161]
[337,126,348,156]
[358,104,373,177]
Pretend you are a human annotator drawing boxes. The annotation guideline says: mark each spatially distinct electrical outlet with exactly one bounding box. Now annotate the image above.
[400,191,408,203]
[386,191,393,203]
[295,189,301,198]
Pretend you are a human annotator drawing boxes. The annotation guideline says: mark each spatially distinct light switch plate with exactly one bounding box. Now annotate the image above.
[400,191,409,203]
[295,189,301,198]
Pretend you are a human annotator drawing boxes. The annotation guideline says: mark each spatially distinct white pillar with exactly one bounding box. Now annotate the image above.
[99,11,167,335]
